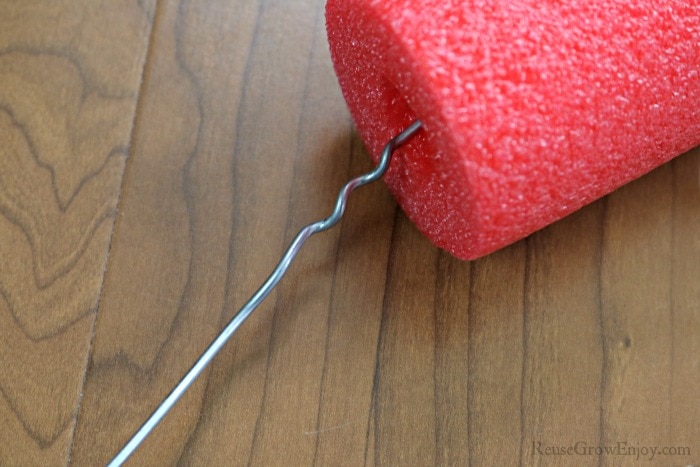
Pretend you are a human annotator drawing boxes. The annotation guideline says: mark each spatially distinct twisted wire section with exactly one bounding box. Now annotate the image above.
[108,120,422,466]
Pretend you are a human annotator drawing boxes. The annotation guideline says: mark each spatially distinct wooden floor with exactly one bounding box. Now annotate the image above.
[1,1,699,465]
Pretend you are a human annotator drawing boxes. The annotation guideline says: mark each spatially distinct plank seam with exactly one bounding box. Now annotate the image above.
[65,0,165,464]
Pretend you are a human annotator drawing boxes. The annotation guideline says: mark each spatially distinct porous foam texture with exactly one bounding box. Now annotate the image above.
[326,0,700,260]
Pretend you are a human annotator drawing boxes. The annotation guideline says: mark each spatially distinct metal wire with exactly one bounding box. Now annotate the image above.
[108,120,422,466]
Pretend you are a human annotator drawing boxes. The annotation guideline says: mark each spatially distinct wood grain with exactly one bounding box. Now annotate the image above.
[1,1,698,466]
[0,1,154,465]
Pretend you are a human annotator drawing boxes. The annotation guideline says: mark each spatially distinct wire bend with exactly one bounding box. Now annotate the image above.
[108,120,422,466]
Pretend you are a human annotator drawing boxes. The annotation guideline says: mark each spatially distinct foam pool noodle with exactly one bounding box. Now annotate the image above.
[326,0,700,259]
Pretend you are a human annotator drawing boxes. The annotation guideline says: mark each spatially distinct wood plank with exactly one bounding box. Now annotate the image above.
[670,152,700,455]
[310,135,397,467]
[520,203,605,467]
[371,213,440,465]
[468,243,525,465]
[600,153,700,461]
[0,1,154,465]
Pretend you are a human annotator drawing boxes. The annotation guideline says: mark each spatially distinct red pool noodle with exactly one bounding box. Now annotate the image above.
[326,0,700,260]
